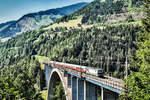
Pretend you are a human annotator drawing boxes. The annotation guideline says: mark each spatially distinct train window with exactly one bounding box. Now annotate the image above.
[98,70,103,73]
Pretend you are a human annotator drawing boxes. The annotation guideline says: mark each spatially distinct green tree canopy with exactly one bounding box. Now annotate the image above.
[122,0,150,99]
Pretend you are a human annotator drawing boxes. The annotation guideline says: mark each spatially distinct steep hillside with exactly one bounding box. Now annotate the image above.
[55,0,144,25]
[0,21,16,30]
[0,0,147,99]
[0,25,141,78]
[0,21,16,42]
[0,2,88,39]
[0,0,144,79]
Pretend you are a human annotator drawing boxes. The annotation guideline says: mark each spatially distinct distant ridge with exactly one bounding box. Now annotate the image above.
[0,21,16,29]
[0,2,88,40]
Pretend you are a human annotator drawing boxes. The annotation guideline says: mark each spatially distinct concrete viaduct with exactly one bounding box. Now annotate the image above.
[43,62,124,100]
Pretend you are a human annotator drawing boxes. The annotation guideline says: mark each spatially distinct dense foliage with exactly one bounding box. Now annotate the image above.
[0,24,140,78]
[56,0,125,24]
[0,0,145,99]
[51,82,66,100]
[0,56,43,99]
[56,0,144,24]
[121,0,150,99]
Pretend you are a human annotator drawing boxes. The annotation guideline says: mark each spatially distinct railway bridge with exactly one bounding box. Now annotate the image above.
[43,61,124,100]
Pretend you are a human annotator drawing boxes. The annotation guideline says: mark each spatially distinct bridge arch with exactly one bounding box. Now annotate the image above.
[47,68,69,100]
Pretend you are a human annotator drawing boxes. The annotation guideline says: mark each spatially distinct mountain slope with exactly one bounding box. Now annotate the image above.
[0,21,16,30]
[0,0,144,78]
[0,0,146,98]
[55,0,144,25]
[0,2,88,38]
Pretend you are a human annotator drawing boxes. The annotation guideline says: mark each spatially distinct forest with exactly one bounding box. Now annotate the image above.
[0,24,141,99]
[0,24,141,78]
[0,0,147,99]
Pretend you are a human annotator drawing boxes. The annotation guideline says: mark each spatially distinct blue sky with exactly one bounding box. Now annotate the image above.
[0,0,93,24]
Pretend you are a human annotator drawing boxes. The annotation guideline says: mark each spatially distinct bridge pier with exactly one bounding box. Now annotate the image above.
[72,76,77,100]
[78,78,84,100]
[44,64,53,88]
[84,80,86,100]
[67,74,72,88]
[101,87,104,100]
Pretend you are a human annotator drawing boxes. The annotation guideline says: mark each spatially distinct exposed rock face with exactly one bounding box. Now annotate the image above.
[0,2,88,41]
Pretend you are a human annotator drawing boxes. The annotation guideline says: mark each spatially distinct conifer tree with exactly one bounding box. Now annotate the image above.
[122,0,150,99]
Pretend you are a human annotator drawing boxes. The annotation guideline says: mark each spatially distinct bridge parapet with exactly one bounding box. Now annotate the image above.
[82,73,124,93]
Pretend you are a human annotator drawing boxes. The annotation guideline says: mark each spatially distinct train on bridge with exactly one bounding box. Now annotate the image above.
[49,61,104,77]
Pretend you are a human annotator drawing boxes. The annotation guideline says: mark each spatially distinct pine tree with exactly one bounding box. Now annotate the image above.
[121,0,150,100]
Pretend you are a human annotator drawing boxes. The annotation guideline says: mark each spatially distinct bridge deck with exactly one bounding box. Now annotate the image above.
[44,62,124,93]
